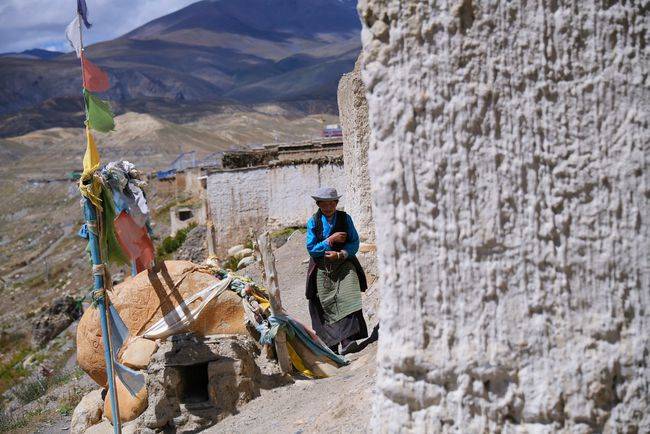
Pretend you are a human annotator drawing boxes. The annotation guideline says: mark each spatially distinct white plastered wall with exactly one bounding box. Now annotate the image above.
[359,0,649,432]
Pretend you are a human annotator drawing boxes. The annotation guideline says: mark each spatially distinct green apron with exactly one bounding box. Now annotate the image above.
[316,260,362,324]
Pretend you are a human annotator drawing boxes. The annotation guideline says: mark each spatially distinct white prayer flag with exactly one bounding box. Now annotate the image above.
[65,16,82,58]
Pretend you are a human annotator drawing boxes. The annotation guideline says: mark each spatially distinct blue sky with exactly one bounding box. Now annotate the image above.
[0,0,199,53]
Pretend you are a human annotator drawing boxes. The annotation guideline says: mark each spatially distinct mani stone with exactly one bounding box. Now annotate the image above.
[76,260,247,387]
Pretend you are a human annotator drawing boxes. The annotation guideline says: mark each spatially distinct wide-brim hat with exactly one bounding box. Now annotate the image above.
[311,187,342,201]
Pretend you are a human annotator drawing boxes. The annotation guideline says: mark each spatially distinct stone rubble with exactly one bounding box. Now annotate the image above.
[31,295,82,347]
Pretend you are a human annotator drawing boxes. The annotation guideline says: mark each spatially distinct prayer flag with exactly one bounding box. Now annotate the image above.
[65,16,82,58]
[83,89,115,132]
[78,126,102,209]
[114,211,155,272]
[77,0,91,29]
[82,127,100,173]
[82,56,110,93]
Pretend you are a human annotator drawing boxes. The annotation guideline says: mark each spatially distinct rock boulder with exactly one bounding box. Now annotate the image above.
[70,389,104,434]
[31,295,82,347]
[76,261,247,386]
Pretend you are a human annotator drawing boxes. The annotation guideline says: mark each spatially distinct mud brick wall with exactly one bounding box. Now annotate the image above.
[207,163,346,253]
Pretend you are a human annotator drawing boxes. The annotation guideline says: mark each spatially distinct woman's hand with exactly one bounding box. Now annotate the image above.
[324,251,338,260]
[327,231,347,245]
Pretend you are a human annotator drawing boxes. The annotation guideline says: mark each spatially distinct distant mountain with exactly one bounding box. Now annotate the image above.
[0,0,361,137]
[0,48,63,60]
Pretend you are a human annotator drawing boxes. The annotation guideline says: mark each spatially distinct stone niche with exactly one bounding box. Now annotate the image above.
[132,333,261,432]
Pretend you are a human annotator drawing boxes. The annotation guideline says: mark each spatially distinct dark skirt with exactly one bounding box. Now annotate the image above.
[308,300,368,347]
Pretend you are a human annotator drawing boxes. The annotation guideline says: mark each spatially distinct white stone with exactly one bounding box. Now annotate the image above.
[237,256,256,270]
[233,248,254,259]
[71,389,104,434]
[227,245,246,257]
[84,420,113,434]
[287,229,303,242]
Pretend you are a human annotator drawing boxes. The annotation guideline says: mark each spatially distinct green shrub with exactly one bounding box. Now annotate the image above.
[270,226,306,238]
[161,236,180,253]
[222,256,240,271]
[13,376,48,404]
[0,408,26,432]
[57,403,73,416]
[156,222,197,261]
[0,347,31,393]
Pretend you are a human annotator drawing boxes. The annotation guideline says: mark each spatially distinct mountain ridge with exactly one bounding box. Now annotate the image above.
[0,0,361,137]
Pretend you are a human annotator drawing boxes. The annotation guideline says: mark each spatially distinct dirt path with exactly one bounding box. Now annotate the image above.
[206,344,376,433]
[206,232,379,433]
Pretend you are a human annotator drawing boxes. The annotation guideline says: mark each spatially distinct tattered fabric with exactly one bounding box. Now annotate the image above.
[84,89,115,132]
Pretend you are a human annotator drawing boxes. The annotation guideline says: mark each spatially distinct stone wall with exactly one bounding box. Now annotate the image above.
[338,57,375,242]
[207,167,270,253]
[359,0,649,432]
[207,163,345,252]
[267,163,347,227]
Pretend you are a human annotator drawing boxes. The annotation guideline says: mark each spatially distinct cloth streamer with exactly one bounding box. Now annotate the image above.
[108,305,145,396]
[141,275,233,339]
[84,89,115,132]
[103,161,149,227]
[256,314,348,367]
[82,55,110,93]
[77,0,92,28]
[114,211,154,272]
[78,127,102,209]
[65,15,82,57]
[99,187,129,266]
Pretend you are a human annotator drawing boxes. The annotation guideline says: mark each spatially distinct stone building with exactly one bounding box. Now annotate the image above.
[359,0,649,432]
[206,139,346,253]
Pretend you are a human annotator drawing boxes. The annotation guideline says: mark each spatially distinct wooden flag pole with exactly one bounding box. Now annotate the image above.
[257,231,292,374]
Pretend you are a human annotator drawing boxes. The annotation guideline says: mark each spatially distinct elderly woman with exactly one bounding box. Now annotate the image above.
[305,187,368,354]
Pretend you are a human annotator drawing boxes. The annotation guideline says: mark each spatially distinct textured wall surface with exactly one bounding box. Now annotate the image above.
[268,164,347,227]
[208,168,270,252]
[207,164,346,251]
[359,0,649,432]
[339,57,376,242]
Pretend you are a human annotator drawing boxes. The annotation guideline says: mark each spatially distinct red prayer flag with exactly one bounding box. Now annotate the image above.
[82,56,110,93]
[114,211,155,273]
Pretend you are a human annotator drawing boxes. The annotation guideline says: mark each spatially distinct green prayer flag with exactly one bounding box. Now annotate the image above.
[100,186,129,266]
[84,89,115,132]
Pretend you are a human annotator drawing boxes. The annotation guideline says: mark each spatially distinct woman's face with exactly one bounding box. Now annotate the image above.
[317,200,338,217]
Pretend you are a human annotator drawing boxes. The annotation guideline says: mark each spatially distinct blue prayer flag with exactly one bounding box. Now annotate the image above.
[77,0,91,28]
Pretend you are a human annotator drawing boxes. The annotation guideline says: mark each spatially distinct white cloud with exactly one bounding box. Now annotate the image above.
[0,0,199,53]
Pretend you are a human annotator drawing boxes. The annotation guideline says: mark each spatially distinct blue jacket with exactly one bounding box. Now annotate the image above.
[306,211,359,258]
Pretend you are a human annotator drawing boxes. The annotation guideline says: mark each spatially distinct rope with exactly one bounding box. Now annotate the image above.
[90,288,104,304]
[92,264,105,277]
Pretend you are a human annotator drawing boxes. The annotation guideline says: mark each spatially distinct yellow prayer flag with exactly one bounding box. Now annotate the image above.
[83,126,100,172]
[79,126,102,209]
